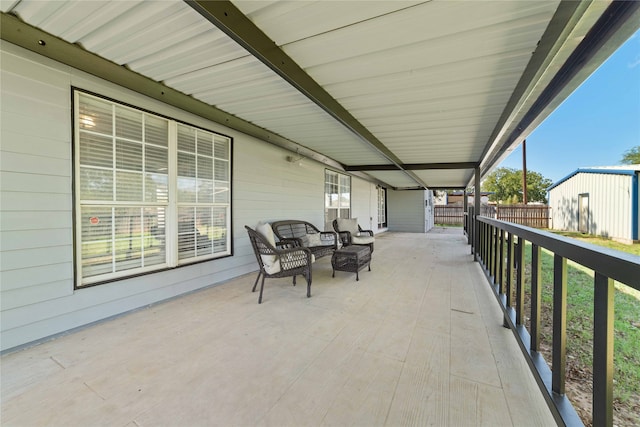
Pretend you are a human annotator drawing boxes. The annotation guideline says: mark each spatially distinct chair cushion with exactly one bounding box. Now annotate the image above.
[256,222,279,273]
[306,233,322,246]
[256,221,277,246]
[263,259,281,275]
[337,217,359,235]
[352,235,375,245]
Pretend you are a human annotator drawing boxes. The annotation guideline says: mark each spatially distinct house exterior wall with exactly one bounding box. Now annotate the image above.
[548,171,634,241]
[0,41,379,351]
[387,189,425,232]
[350,175,377,232]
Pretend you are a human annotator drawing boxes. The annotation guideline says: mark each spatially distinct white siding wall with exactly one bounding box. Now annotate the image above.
[0,42,376,351]
[350,176,378,233]
[549,172,633,241]
[387,189,425,232]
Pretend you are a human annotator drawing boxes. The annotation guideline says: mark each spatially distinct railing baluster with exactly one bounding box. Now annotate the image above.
[483,224,488,270]
[493,227,500,285]
[506,233,513,308]
[593,272,614,427]
[530,244,541,351]
[488,225,494,281]
[516,236,525,325]
[552,254,567,395]
[483,222,488,266]
[498,229,504,295]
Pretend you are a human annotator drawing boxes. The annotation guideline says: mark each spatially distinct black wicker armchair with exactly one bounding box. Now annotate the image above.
[271,220,338,259]
[332,218,375,253]
[245,225,313,304]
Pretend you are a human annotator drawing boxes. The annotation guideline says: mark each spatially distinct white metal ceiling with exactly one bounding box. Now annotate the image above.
[2,0,637,190]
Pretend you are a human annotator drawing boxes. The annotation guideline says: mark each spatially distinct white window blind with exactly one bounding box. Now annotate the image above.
[75,91,231,286]
[324,170,350,229]
[176,124,230,262]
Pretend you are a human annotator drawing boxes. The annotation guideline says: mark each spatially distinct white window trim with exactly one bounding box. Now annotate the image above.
[325,170,351,226]
[74,90,232,287]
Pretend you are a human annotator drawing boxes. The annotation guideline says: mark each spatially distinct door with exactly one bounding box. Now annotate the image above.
[578,193,589,234]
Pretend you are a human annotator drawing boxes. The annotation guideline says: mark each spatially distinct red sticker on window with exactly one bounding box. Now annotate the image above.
[89,217,100,225]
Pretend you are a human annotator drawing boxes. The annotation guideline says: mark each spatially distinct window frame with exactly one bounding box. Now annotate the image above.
[73,89,233,288]
[324,169,351,230]
[377,186,387,228]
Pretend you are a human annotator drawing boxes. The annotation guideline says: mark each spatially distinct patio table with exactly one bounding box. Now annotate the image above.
[331,245,371,281]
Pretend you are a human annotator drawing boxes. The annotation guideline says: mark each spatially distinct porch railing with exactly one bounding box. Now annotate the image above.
[467,208,639,427]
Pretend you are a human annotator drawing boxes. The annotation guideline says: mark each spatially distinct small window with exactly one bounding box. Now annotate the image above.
[74,91,231,287]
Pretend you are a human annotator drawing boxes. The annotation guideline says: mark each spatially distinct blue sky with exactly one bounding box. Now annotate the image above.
[498,29,640,184]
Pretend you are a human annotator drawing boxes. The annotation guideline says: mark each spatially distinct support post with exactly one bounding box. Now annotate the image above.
[463,188,469,241]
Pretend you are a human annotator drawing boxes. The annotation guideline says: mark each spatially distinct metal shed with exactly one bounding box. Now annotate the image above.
[548,165,640,243]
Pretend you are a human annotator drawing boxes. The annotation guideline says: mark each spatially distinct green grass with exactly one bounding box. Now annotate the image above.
[550,230,640,256]
[516,237,640,424]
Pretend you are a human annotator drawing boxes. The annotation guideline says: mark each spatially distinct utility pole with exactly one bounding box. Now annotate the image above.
[522,139,528,205]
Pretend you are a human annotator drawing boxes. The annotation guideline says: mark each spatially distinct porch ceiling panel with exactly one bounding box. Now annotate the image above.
[2,0,639,190]
[362,171,423,190]
[413,169,476,189]
[3,0,392,168]
[238,0,559,168]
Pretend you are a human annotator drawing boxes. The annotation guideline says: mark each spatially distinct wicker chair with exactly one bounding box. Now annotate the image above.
[245,225,313,304]
[271,220,338,259]
[332,218,375,253]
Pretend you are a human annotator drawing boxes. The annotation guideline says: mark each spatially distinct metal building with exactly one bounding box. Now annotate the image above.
[548,165,640,243]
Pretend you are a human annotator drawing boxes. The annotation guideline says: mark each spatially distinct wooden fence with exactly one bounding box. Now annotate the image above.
[435,205,550,228]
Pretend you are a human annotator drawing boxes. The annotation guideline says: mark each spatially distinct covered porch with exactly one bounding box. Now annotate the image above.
[1,230,554,426]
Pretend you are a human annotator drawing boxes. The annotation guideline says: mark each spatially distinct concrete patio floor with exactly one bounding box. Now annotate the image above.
[1,229,556,426]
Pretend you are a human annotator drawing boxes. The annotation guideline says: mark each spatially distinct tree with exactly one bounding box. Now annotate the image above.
[620,146,640,165]
[482,167,553,204]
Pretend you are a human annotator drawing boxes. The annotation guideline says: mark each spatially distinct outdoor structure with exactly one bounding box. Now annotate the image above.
[387,189,435,233]
[548,165,640,243]
[2,2,640,426]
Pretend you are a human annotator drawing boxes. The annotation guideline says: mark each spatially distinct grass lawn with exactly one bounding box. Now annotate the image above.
[517,233,640,426]
[550,230,640,256]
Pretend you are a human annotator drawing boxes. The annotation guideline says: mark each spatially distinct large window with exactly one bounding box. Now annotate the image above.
[325,170,350,229]
[75,91,231,287]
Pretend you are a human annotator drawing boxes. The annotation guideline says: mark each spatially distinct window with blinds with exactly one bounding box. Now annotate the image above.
[324,170,350,230]
[75,91,231,287]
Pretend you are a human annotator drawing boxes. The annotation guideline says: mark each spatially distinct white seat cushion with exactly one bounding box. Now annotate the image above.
[256,222,279,274]
[337,217,359,235]
[306,233,323,246]
[352,235,375,245]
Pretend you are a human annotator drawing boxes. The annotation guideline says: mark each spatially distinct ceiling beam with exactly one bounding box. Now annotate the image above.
[428,187,467,191]
[185,0,429,190]
[346,162,478,172]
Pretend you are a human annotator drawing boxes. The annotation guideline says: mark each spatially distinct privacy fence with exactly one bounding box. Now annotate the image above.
[435,204,550,228]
